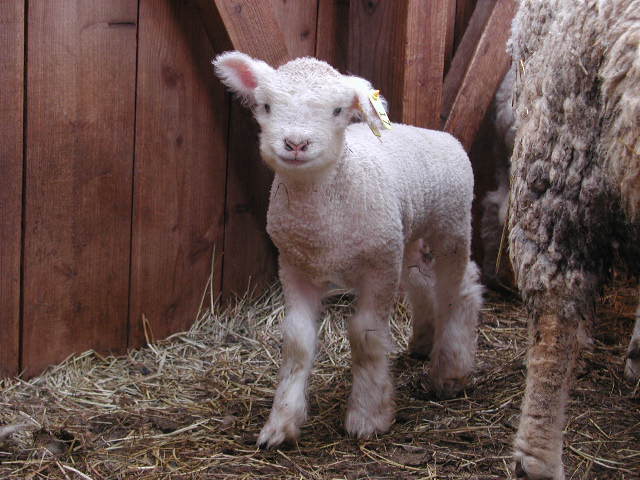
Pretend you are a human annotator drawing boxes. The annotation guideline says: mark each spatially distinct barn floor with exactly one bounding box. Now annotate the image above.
[1,282,638,479]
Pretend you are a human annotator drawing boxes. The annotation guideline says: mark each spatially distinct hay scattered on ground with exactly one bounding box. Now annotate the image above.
[1,283,638,479]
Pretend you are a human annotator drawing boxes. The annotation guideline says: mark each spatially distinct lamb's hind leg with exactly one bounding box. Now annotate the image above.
[403,239,437,359]
[429,236,483,399]
[624,287,640,382]
[257,261,323,448]
[345,272,398,439]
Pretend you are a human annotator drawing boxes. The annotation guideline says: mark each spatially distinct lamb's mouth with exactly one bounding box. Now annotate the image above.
[278,155,311,166]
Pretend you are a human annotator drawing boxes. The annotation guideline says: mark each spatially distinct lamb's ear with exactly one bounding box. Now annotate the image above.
[213,51,274,106]
[344,75,388,132]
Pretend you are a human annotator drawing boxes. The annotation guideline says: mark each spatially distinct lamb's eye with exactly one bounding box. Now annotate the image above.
[264,104,271,113]
[333,107,342,116]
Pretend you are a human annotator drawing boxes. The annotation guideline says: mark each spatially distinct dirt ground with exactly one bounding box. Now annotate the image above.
[1,283,638,479]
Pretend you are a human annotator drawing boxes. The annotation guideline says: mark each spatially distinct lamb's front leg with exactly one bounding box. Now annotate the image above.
[257,263,322,448]
[345,279,397,439]
[513,312,581,480]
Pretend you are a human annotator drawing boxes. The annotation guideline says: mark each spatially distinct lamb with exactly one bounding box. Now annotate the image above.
[507,0,640,478]
[213,51,483,448]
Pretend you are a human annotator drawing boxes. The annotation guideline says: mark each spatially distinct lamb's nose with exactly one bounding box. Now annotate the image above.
[284,138,310,152]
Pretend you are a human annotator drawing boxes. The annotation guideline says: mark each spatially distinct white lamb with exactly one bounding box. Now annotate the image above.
[213,51,483,448]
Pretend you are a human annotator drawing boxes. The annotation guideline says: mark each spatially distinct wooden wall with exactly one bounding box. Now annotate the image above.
[1,0,515,378]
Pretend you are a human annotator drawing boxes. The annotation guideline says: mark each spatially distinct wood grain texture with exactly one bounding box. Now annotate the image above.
[315,0,349,72]
[207,0,289,65]
[221,107,277,298]
[129,0,228,347]
[402,0,453,128]
[0,0,24,378]
[441,0,494,124]
[443,0,457,75]
[22,0,137,376]
[454,0,478,51]
[272,0,318,59]
[348,0,409,122]
[444,0,515,152]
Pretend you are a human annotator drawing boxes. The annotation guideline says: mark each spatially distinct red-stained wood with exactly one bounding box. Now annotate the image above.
[129,0,228,347]
[441,0,495,124]
[348,0,409,122]
[22,0,137,376]
[454,0,478,51]
[349,0,454,128]
[443,0,457,75]
[403,0,454,128]
[444,0,516,151]
[315,0,349,72]
[221,107,278,298]
[0,0,24,378]
[272,0,318,59]
[198,0,290,66]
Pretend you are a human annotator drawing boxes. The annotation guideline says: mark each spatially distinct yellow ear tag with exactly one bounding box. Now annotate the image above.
[368,90,392,130]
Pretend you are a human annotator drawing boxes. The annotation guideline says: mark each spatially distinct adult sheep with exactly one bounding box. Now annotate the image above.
[507,0,640,478]
[213,52,483,448]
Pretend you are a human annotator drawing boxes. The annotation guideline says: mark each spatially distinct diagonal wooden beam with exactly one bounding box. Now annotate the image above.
[441,0,495,123]
[443,0,516,151]
[195,0,290,65]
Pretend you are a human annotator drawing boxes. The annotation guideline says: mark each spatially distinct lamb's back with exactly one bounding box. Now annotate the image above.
[345,123,474,241]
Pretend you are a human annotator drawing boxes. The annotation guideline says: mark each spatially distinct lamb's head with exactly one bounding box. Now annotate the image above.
[213,51,384,178]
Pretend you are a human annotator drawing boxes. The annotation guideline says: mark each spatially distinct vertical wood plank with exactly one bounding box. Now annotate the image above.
[315,0,349,72]
[348,0,409,122]
[129,0,228,346]
[0,0,24,378]
[271,0,318,58]
[402,0,453,128]
[23,0,138,376]
[221,107,277,298]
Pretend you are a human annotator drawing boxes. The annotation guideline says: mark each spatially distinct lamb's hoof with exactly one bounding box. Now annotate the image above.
[345,407,393,439]
[624,338,640,382]
[513,449,565,480]
[431,376,468,400]
[256,417,300,449]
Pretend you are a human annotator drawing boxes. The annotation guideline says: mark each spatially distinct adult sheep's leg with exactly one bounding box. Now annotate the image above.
[402,239,437,359]
[429,236,483,399]
[257,262,323,448]
[345,273,398,439]
[513,310,581,480]
[624,288,640,382]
